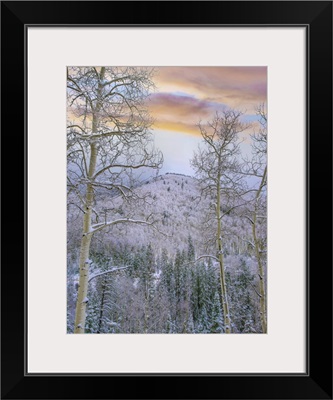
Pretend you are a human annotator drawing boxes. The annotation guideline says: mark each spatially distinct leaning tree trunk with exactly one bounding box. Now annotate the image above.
[253,166,267,333]
[216,176,231,333]
[74,68,105,333]
[73,147,97,333]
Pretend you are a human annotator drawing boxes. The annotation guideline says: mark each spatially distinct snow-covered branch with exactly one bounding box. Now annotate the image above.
[67,128,145,142]
[195,254,220,263]
[182,255,220,266]
[89,217,154,234]
[93,162,159,179]
[88,266,129,283]
[83,217,170,237]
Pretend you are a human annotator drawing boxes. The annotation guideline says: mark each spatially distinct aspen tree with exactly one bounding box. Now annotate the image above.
[67,67,162,333]
[246,104,267,333]
[191,109,248,333]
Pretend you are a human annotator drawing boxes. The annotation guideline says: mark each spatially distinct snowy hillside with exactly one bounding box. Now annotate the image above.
[68,172,255,262]
[98,173,210,257]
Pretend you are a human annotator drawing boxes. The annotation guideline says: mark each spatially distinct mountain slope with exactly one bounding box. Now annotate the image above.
[68,172,256,264]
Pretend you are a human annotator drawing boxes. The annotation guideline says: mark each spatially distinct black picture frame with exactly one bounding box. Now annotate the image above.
[1,1,332,399]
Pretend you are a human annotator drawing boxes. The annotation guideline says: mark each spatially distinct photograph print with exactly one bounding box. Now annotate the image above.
[67,66,267,334]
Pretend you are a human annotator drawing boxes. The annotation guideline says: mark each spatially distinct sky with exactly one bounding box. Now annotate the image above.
[147,67,267,176]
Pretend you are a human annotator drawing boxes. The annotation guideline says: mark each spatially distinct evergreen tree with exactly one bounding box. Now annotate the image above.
[198,305,210,333]
[136,244,156,333]
[191,262,210,332]
[210,291,223,333]
[187,235,195,262]
[227,257,256,333]
[174,249,192,332]
[85,285,103,333]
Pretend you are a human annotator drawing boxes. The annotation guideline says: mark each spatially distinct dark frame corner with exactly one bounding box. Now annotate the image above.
[1,1,332,399]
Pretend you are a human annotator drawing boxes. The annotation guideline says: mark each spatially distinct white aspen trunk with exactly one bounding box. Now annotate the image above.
[74,211,92,333]
[73,163,96,333]
[74,68,105,334]
[216,176,231,333]
[253,166,267,333]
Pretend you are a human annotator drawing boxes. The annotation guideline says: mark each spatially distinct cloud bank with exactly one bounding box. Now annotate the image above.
[148,67,267,135]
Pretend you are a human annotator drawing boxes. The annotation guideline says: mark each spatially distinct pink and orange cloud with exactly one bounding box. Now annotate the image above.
[148,66,267,135]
